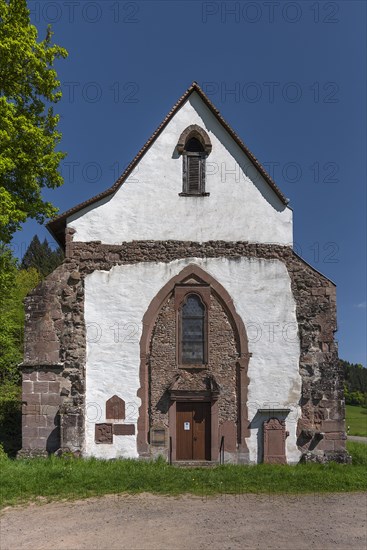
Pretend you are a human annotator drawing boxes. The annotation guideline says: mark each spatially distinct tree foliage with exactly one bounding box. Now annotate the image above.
[0,234,62,386]
[21,234,63,276]
[0,0,68,243]
[340,359,367,407]
[0,245,41,384]
[0,242,46,455]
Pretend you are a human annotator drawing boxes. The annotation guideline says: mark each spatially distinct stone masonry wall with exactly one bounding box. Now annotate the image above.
[19,368,63,457]
[21,237,348,461]
[21,264,85,455]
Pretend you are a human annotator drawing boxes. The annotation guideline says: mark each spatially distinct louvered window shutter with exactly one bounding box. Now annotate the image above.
[183,153,205,194]
[187,155,200,193]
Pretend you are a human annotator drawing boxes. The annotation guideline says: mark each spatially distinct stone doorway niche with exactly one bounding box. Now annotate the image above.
[175,401,211,461]
[249,409,290,464]
[137,264,251,463]
[171,396,214,462]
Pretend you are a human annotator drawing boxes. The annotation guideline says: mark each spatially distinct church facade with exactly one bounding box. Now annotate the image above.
[20,83,349,464]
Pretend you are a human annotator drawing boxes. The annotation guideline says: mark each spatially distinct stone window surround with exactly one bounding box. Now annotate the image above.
[177,124,212,197]
[176,124,212,155]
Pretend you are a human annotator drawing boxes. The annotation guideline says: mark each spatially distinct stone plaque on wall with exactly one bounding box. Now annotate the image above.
[150,428,166,446]
[263,418,286,464]
[106,395,125,421]
[95,423,113,444]
[114,424,135,436]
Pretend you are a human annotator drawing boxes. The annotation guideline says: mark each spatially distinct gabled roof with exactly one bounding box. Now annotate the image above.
[47,82,289,248]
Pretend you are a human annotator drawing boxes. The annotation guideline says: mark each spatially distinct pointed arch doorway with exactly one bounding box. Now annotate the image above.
[138,264,251,463]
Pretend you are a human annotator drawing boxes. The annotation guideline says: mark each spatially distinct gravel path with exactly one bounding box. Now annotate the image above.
[1,492,366,550]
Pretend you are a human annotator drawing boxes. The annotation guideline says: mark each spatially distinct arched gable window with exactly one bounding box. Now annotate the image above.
[177,125,212,197]
[180,294,207,364]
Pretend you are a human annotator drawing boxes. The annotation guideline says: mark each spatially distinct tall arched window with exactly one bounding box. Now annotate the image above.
[176,125,212,197]
[181,294,206,364]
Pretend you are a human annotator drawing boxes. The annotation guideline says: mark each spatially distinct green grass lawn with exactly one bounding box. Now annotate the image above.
[0,442,366,509]
[346,405,367,437]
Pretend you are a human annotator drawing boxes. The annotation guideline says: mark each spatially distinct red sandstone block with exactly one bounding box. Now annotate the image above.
[33,381,49,393]
[24,415,47,428]
[324,432,345,440]
[44,405,59,418]
[24,416,37,428]
[38,427,53,438]
[22,381,33,394]
[22,372,37,381]
[46,414,59,427]
[22,404,41,415]
[43,352,60,363]
[29,437,46,450]
[38,371,57,381]
[321,420,345,432]
[41,393,60,406]
[24,393,41,405]
[22,437,32,449]
[333,440,346,451]
[22,425,30,438]
[114,424,135,436]
[23,427,39,438]
[48,381,60,393]
[314,439,333,451]
[35,415,48,428]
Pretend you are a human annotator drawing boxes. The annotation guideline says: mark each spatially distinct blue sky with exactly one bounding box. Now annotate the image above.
[12,1,366,365]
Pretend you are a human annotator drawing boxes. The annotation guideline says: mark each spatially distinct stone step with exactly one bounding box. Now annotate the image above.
[172,460,219,468]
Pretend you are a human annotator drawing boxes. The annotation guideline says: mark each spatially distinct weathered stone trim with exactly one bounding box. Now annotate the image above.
[176,124,212,155]
[22,239,347,462]
[142,265,250,462]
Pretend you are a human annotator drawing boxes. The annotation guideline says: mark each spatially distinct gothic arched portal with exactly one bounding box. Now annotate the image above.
[137,265,251,462]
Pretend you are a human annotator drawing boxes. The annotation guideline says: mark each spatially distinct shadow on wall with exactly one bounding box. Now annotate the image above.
[47,425,61,453]
[156,390,170,415]
[248,411,265,463]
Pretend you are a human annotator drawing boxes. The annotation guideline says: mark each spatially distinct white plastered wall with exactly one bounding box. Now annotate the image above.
[68,92,293,245]
[84,257,301,463]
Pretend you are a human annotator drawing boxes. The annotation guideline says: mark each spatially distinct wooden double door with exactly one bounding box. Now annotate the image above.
[176,402,211,461]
